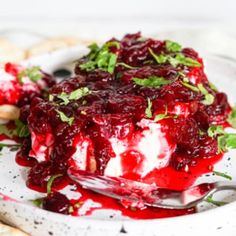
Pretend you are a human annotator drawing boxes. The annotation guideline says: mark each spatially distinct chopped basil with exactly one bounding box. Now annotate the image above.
[18,66,42,84]
[148,48,168,64]
[213,170,232,180]
[218,133,236,153]
[31,198,44,207]
[209,81,218,92]
[47,174,63,194]
[149,47,201,68]
[49,94,54,102]
[57,92,70,105]
[14,120,30,138]
[56,110,74,126]
[145,98,152,118]
[132,76,172,88]
[217,135,228,153]
[207,125,236,153]
[68,87,90,101]
[173,53,201,67]
[202,93,215,106]
[181,81,199,92]
[154,114,169,122]
[227,106,236,128]
[205,195,226,207]
[56,87,91,105]
[0,143,21,152]
[117,62,138,70]
[165,40,182,53]
[0,124,13,138]
[198,83,214,105]
[79,41,119,73]
[0,120,29,138]
[207,125,225,138]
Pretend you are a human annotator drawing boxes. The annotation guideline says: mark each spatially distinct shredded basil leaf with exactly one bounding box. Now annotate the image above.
[47,174,63,194]
[209,81,218,92]
[227,106,236,128]
[18,66,42,84]
[181,81,199,92]
[148,48,168,64]
[79,41,119,73]
[154,114,169,122]
[207,125,225,138]
[132,76,172,88]
[56,110,74,126]
[173,53,201,67]
[0,120,29,138]
[145,98,152,118]
[213,170,232,180]
[205,195,226,207]
[30,198,44,207]
[165,40,182,52]
[198,83,214,105]
[117,62,138,70]
[55,87,91,105]
[14,120,30,138]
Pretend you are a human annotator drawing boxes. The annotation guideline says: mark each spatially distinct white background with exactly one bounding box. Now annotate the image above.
[0,0,235,39]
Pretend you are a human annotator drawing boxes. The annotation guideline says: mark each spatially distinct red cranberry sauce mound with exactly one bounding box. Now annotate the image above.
[22,33,232,196]
[1,63,56,107]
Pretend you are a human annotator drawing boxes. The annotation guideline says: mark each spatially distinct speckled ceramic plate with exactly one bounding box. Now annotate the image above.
[0,47,236,236]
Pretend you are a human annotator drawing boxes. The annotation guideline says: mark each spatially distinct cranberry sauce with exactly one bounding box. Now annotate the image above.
[18,33,231,217]
[2,63,56,107]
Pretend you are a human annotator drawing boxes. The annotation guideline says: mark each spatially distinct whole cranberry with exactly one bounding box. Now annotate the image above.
[42,192,70,215]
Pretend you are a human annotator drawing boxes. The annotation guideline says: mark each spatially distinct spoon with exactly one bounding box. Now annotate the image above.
[68,168,236,209]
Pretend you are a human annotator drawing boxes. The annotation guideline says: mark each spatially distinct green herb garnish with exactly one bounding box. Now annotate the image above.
[56,110,74,126]
[209,81,218,92]
[149,46,201,68]
[145,98,153,118]
[213,170,232,180]
[0,120,29,138]
[148,48,168,64]
[205,195,226,207]
[165,40,182,52]
[207,125,236,153]
[197,83,214,105]
[47,174,63,194]
[0,143,22,152]
[116,62,138,70]
[227,106,236,128]
[56,87,91,105]
[172,53,201,67]
[79,41,119,73]
[30,198,44,207]
[18,66,42,84]
[181,81,199,92]
[14,120,30,138]
[132,76,172,88]
[207,125,225,138]
[0,124,14,138]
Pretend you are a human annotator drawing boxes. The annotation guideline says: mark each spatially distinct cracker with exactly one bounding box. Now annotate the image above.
[0,38,26,63]
[27,37,85,57]
[0,105,20,120]
[0,222,28,235]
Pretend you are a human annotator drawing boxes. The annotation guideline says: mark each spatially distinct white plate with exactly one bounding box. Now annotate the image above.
[0,48,236,236]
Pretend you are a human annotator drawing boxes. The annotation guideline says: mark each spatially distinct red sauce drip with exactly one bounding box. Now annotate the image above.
[69,185,196,219]
[15,151,37,167]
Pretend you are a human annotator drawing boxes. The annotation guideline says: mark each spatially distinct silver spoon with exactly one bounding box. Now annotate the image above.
[68,168,236,209]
